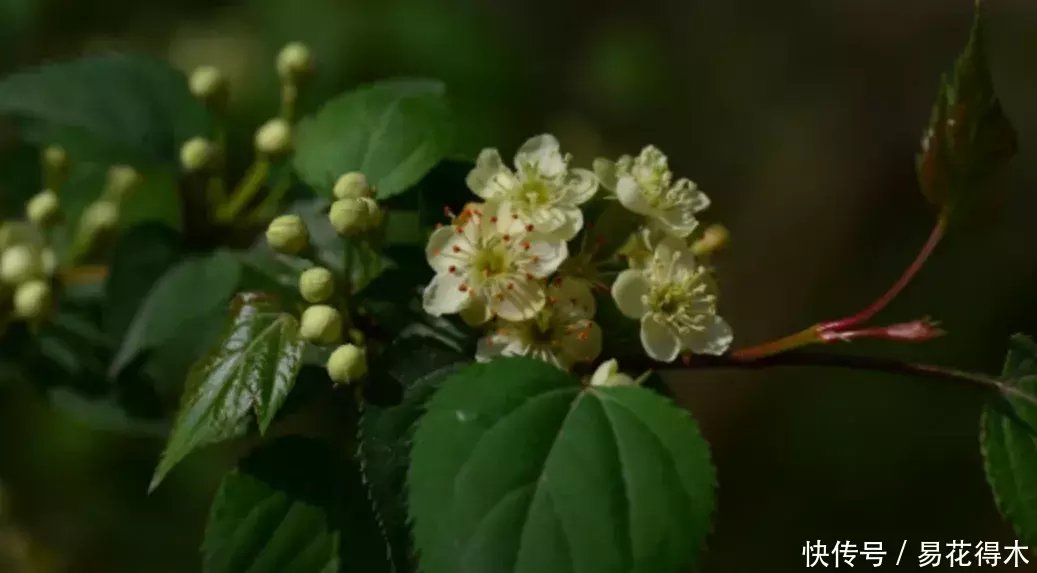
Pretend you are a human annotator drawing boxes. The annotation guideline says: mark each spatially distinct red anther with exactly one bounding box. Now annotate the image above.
[577,330,589,341]
[502,234,511,241]
[448,265,457,273]
[443,206,455,218]
[435,222,443,229]
[512,213,519,219]
[458,283,468,292]
[532,255,540,263]
[681,354,692,366]
[507,283,515,290]
[525,273,534,280]
[547,296,558,305]
[496,294,505,302]
[490,216,498,223]
[452,245,461,253]
[522,241,531,251]
[526,224,534,232]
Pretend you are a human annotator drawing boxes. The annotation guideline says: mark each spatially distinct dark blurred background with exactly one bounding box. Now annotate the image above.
[1,0,1037,570]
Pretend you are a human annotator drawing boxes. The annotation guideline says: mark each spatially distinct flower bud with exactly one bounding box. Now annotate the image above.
[265,214,308,254]
[329,197,380,236]
[106,165,142,201]
[40,248,57,276]
[300,304,342,345]
[1,245,41,285]
[254,118,292,156]
[180,137,216,172]
[299,266,334,303]
[189,65,228,107]
[691,223,730,257]
[333,172,372,199]
[276,42,314,83]
[326,343,367,385]
[26,189,60,226]
[0,222,31,251]
[13,279,51,320]
[42,145,69,178]
[589,359,635,387]
[80,200,120,236]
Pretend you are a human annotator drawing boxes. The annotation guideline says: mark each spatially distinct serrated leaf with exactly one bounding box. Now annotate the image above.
[204,437,392,573]
[110,250,241,377]
[293,79,453,200]
[0,53,209,165]
[916,2,1017,225]
[982,334,1037,550]
[409,357,716,573]
[150,293,305,491]
[358,337,467,570]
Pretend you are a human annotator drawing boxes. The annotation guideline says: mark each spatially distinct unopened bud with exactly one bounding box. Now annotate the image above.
[42,145,69,178]
[691,224,730,257]
[81,200,120,237]
[189,65,228,107]
[300,304,342,345]
[180,137,216,172]
[299,267,334,303]
[13,279,51,320]
[254,118,292,156]
[329,197,380,236]
[333,172,372,199]
[589,359,635,387]
[1,245,41,285]
[265,214,308,254]
[106,165,142,201]
[326,343,367,385]
[276,42,314,83]
[40,248,57,276]
[0,222,31,251]
[26,189,60,226]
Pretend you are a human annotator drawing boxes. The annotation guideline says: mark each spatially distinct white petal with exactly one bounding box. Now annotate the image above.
[523,239,567,277]
[611,270,650,319]
[475,331,507,362]
[641,315,680,362]
[615,176,652,216]
[674,178,711,212]
[550,207,583,241]
[563,168,598,205]
[558,321,602,365]
[422,273,470,316]
[655,206,699,238]
[460,296,492,325]
[590,359,619,386]
[493,279,545,321]
[592,158,618,191]
[549,276,595,317]
[680,314,733,356]
[529,206,569,235]
[426,225,467,273]
[515,134,564,177]
[466,149,509,199]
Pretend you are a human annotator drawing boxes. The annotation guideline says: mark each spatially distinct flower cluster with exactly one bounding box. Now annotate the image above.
[422,135,733,373]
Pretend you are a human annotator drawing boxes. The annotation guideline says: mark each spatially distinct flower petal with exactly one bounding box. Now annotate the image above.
[616,176,652,216]
[493,278,545,321]
[641,315,680,362]
[558,320,602,366]
[422,272,470,316]
[466,149,509,199]
[515,134,564,178]
[426,225,467,273]
[680,314,733,356]
[524,239,568,277]
[611,269,650,319]
[563,168,598,205]
[549,276,596,317]
[654,207,699,238]
[592,158,618,191]
[548,207,583,241]
[460,296,492,325]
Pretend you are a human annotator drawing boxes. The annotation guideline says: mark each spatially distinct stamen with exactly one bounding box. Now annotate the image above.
[525,224,534,232]
[458,283,468,292]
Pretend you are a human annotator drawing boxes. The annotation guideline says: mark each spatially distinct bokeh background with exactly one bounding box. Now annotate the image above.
[2,0,1037,570]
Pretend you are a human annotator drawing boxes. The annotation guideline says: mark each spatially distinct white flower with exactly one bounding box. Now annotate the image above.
[423,202,567,323]
[476,277,601,369]
[594,145,710,238]
[611,241,732,362]
[589,359,635,387]
[466,134,598,240]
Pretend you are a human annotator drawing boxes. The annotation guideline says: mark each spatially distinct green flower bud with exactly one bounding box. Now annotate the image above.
[300,304,342,345]
[0,222,31,250]
[1,245,41,285]
[265,214,308,254]
[40,248,57,276]
[26,189,60,226]
[333,172,372,199]
[299,266,334,303]
[42,145,69,177]
[326,343,367,385]
[329,197,380,236]
[180,137,216,172]
[80,200,120,237]
[13,279,51,320]
[106,165,142,201]
[189,65,228,107]
[691,223,730,257]
[254,118,292,156]
[276,42,314,83]
[347,328,365,346]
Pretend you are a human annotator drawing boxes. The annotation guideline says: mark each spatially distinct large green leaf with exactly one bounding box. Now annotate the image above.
[110,250,241,376]
[408,357,716,573]
[293,79,453,199]
[204,437,392,573]
[150,293,305,491]
[982,334,1037,549]
[0,53,209,165]
[102,224,182,341]
[915,1,1017,226]
[358,336,468,570]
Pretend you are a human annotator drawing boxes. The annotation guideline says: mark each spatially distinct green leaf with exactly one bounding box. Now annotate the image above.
[204,437,392,573]
[110,250,241,377]
[915,1,1017,225]
[982,334,1037,549]
[293,79,453,200]
[0,53,209,165]
[103,224,182,341]
[409,357,716,573]
[358,337,468,570]
[150,293,304,491]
